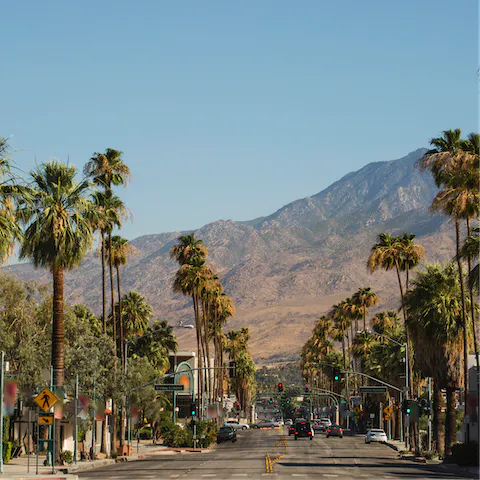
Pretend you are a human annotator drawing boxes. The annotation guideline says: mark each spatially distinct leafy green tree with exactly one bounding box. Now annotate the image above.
[18,160,94,462]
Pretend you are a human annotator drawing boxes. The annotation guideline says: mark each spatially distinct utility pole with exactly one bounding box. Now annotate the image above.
[427,377,432,452]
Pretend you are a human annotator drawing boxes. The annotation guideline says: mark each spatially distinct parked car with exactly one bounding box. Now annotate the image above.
[365,429,387,444]
[224,420,250,430]
[294,421,314,440]
[217,426,237,443]
[326,424,343,438]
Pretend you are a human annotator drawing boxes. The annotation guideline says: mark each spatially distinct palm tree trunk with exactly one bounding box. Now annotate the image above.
[454,220,469,412]
[101,231,107,334]
[108,233,117,454]
[466,218,480,385]
[117,265,125,449]
[444,387,457,456]
[52,266,65,464]
[363,306,366,332]
[341,333,346,369]
[193,293,203,418]
[101,407,108,454]
[433,380,444,456]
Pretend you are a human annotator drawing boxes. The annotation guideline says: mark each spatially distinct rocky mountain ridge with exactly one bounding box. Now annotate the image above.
[5,148,455,363]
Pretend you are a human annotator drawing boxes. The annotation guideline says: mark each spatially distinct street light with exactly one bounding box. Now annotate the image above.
[358,329,409,444]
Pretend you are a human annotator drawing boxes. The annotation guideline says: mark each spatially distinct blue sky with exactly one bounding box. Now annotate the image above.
[2,0,478,241]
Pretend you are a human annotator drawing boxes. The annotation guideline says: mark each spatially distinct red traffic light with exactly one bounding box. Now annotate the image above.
[278,383,283,388]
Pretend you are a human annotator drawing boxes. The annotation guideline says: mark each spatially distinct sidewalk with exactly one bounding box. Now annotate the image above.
[384,439,480,475]
[0,442,170,480]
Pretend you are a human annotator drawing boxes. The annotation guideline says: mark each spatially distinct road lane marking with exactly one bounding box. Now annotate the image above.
[232,475,248,477]
[323,475,339,478]
[201,476,217,478]
[292,475,307,477]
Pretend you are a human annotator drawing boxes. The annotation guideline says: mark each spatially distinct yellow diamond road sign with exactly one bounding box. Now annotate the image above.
[39,415,54,425]
[383,405,393,416]
[34,388,59,412]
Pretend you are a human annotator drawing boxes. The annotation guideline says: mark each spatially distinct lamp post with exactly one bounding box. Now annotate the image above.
[359,330,408,444]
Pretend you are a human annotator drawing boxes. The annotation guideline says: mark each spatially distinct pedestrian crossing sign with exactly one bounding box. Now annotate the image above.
[34,388,59,412]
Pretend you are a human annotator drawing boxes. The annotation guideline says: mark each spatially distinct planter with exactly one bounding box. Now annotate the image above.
[117,445,132,456]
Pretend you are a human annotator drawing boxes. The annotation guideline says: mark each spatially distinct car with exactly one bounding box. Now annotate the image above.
[217,426,237,443]
[326,424,343,438]
[224,420,250,430]
[256,420,275,429]
[285,419,293,426]
[288,425,295,436]
[312,421,324,432]
[365,429,387,444]
[319,417,332,427]
[294,421,314,440]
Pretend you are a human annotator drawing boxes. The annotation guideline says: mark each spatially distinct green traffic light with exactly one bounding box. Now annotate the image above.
[406,408,411,414]
[334,375,339,381]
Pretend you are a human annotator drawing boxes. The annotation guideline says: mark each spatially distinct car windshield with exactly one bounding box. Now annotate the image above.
[370,429,385,433]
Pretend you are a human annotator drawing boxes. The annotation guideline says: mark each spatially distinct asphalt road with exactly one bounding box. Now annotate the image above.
[78,428,477,480]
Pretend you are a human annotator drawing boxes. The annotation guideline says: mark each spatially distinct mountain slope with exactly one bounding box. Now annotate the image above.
[4,149,455,363]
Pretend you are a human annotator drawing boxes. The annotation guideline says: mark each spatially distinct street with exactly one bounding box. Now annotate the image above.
[78,428,476,480]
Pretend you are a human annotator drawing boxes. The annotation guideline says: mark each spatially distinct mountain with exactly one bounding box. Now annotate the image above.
[4,148,456,364]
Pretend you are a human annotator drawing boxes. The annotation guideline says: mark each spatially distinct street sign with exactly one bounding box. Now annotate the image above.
[383,405,393,415]
[39,414,54,425]
[34,388,59,412]
[384,415,392,421]
[359,386,387,394]
[370,413,375,419]
[154,384,185,391]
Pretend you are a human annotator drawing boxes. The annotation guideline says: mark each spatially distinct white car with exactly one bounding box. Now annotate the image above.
[319,417,332,427]
[224,420,250,430]
[365,429,388,443]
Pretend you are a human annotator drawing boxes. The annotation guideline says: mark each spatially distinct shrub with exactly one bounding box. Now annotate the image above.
[423,450,435,460]
[110,451,118,459]
[60,450,73,465]
[137,428,152,440]
[447,442,479,466]
[3,442,12,464]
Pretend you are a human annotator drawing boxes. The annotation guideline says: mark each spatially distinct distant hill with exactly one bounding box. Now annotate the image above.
[5,148,455,364]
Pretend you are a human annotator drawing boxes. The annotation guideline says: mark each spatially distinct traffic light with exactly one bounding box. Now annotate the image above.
[418,398,430,417]
[278,383,284,393]
[269,398,273,404]
[332,367,342,382]
[305,384,310,393]
[191,401,198,416]
[402,399,419,419]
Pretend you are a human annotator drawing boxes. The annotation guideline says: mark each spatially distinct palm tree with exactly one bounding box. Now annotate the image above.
[352,287,379,332]
[18,160,93,462]
[170,233,208,266]
[329,301,351,369]
[122,291,152,338]
[111,236,136,368]
[371,311,400,334]
[170,234,211,416]
[403,263,466,455]
[0,137,23,264]
[84,148,131,332]
[398,233,426,289]
[420,129,477,404]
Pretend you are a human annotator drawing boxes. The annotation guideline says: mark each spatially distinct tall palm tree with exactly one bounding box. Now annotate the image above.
[0,137,23,264]
[371,311,400,334]
[403,263,466,455]
[420,129,477,404]
[84,149,131,326]
[398,233,426,289]
[170,234,211,416]
[18,160,93,462]
[111,235,136,368]
[329,301,351,369]
[352,287,379,332]
[91,190,126,333]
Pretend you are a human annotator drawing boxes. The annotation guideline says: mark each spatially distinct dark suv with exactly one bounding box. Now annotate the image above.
[294,421,313,440]
[217,426,237,443]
